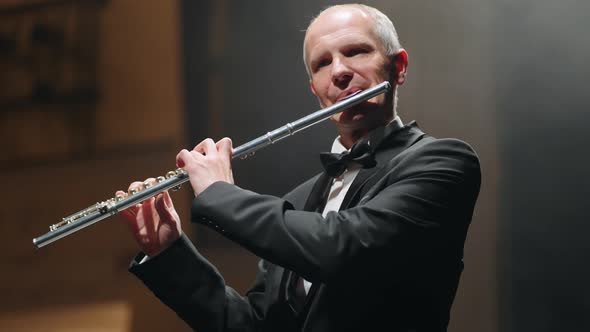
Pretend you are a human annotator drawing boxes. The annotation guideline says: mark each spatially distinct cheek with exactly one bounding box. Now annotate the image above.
[366,64,388,81]
[313,82,331,106]
[314,73,330,89]
[360,56,391,80]
[314,93,328,108]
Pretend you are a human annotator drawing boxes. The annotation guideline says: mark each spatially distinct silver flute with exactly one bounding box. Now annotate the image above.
[32,81,391,249]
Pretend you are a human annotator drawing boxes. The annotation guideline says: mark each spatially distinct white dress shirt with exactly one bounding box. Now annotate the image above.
[302,136,362,294]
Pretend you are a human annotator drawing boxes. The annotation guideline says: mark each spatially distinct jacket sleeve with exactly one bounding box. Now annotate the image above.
[191,138,481,284]
[129,234,270,332]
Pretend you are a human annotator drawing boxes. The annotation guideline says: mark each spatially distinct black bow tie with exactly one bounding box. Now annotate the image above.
[319,139,377,178]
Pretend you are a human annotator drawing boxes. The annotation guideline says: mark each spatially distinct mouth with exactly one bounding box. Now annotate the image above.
[336,88,363,102]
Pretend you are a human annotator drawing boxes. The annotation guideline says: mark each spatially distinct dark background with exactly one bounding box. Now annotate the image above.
[1,0,588,331]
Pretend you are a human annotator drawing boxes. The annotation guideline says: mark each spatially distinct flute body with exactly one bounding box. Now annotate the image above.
[32,81,391,249]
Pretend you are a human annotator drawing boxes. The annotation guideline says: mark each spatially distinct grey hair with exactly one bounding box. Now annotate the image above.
[302,4,403,77]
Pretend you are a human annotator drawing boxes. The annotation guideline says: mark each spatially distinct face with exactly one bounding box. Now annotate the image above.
[305,8,400,133]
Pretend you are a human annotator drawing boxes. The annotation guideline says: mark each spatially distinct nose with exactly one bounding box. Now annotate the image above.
[331,57,353,88]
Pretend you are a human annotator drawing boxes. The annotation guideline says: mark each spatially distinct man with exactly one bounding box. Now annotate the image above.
[119,4,481,332]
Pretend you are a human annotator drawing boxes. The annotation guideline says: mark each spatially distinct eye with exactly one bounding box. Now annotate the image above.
[345,47,369,57]
[318,59,331,67]
[313,58,331,72]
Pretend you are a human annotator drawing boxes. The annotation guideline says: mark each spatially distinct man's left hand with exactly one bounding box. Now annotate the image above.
[176,137,234,197]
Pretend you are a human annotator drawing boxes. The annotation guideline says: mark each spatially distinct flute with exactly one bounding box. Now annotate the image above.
[32,81,391,249]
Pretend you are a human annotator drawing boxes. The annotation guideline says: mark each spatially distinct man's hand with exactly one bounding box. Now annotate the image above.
[176,137,234,196]
[117,180,182,257]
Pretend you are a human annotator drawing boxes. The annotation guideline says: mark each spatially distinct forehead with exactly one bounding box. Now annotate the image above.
[305,8,378,57]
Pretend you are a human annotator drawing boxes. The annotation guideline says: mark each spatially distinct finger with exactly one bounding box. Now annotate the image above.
[194,138,217,156]
[116,190,134,218]
[176,149,191,168]
[123,181,150,231]
[128,181,143,192]
[120,209,141,234]
[117,189,141,234]
[154,191,177,225]
[216,137,233,160]
[116,189,139,216]
[143,178,157,188]
[126,181,146,212]
[141,196,158,238]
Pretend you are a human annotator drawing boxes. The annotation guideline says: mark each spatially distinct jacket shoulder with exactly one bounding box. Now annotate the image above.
[398,136,482,190]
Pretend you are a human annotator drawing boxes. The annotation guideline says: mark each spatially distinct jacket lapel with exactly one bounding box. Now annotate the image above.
[302,172,333,212]
[282,171,333,317]
[340,121,425,209]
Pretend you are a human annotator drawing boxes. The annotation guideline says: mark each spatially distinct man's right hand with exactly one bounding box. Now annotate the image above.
[117,178,182,257]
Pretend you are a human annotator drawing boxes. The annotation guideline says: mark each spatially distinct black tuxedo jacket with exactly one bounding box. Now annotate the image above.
[130,122,481,332]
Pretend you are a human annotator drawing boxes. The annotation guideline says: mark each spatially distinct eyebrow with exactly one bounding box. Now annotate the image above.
[342,41,375,51]
[310,40,375,66]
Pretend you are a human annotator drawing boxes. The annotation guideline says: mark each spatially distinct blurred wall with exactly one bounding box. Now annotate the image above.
[0,1,193,331]
[496,1,590,331]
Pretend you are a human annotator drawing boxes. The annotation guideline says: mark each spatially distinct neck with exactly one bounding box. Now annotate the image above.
[338,114,395,149]
[339,128,370,149]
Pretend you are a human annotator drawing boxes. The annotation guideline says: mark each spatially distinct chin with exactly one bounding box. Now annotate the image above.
[336,117,373,132]
[342,105,377,124]
[340,111,391,132]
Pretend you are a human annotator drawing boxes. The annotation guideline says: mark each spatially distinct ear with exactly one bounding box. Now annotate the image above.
[392,49,409,85]
[310,80,318,96]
